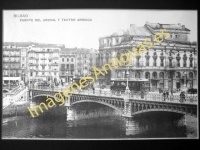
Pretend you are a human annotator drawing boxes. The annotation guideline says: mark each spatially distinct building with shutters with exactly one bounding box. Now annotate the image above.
[59,48,76,85]
[28,44,64,85]
[97,22,197,92]
[74,48,98,87]
[3,42,35,88]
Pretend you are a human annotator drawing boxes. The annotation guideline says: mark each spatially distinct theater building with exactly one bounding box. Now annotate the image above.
[97,22,197,92]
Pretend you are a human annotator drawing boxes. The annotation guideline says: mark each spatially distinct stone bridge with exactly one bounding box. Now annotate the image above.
[30,89,197,117]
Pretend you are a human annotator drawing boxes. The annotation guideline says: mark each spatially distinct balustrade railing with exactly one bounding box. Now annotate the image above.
[31,87,197,104]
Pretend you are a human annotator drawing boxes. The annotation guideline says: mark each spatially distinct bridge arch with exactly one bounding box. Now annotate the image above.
[32,94,55,100]
[132,109,186,116]
[71,99,123,113]
[3,89,9,92]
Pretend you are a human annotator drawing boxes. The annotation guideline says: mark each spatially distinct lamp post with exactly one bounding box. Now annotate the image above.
[182,70,188,92]
[9,51,11,90]
[125,67,130,95]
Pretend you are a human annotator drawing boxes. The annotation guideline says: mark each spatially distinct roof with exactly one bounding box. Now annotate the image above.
[111,30,128,36]
[76,48,96,53]
[128,26,152,36]
[4,42,37,47]
[61,48,77,53]
[32,44,63,48]
[146,23,190,31]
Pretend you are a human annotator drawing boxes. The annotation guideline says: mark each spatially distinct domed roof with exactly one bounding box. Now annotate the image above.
[112,30,127,36]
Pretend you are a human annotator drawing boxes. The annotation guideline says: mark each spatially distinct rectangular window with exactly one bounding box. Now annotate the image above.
[62,58,64,62]
[71,64,74,70]
[67,58,69,62]
[42,66,45,70]
[42,72,45,75]
[54,72,56,75]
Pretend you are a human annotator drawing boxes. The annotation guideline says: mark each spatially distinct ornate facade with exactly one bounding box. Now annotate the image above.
[97,22,197,91]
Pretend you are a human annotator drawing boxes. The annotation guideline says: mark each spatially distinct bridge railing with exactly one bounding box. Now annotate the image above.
[31,87,197,105]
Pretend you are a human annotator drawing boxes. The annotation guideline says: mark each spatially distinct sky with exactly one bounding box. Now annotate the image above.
[3,10,197,49]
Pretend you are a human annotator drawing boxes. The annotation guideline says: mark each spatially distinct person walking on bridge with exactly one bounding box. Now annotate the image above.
[166,91,169,100]
[163,91,166,101]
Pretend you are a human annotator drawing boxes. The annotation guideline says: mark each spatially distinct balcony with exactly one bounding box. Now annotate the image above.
[49,57,59,60]
[49,62,59,66]
[29,57,39,60]
[29,63,39,66]
[40,63,47,66]
[40,57,47,60]
[60,67,65,71]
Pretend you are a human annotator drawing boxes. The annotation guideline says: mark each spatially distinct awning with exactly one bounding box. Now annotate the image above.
[111,78,148,82]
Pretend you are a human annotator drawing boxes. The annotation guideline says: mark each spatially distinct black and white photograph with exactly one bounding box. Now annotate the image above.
[2,9,198,139]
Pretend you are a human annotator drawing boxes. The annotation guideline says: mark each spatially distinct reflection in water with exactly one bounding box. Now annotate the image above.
[2,102,196,139]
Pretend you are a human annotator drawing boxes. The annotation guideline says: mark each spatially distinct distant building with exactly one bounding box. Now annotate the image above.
[74,48,98,85]
[28,44,63,85]
[3,42,34,87]
[3,47,21,87]
[59,48,76,85]
[98,22,197,91]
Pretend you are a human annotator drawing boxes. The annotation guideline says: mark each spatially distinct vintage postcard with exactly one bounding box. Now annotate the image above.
[2,9,198,139]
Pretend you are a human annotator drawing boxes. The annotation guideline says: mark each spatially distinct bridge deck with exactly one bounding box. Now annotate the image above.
[31,87,198,105]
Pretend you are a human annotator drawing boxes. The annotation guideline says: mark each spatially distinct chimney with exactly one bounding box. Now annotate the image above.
[182,25,185,29]
[130,24,135,27]
[146,21,149,24]
[178,23,181,26]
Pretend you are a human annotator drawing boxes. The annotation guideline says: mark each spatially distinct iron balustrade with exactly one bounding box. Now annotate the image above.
[30,87,197,105]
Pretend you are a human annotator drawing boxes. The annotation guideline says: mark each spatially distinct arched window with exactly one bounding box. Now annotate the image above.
[189,72,193,78]
[135,72,140,78]
[152,72,157,79]
[176,72,181,78]
[145,72,150,79]
[159,72,164,78]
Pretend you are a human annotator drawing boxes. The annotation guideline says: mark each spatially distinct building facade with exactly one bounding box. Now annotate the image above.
[98,22,197,91]
[74,48,98,80]
[3,47,21,87]
[28,44,63,85]
[59,48,76,85]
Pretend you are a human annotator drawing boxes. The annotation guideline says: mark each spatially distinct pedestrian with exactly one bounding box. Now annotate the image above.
[180,92,183,103]
[183,93,186,102]
[163,91,166,101]
[166,91,169,100]
[171,89,173,96]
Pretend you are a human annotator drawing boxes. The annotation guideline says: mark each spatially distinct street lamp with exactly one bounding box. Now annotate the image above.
[182,70,188,92]
[125,67,130,94]
[9,51,11,90]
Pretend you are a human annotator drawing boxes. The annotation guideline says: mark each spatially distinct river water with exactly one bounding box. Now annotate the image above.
[2,103,197,139]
